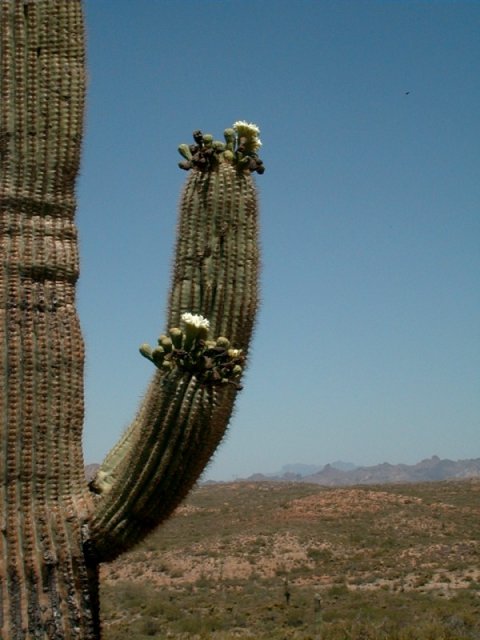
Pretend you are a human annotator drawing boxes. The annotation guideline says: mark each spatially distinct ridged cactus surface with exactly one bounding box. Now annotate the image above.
[1,0,263,637]
[90,126,262,560]
[0,1,98,638]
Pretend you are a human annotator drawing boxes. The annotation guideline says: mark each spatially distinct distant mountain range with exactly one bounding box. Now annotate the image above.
[273,461,357,477]
[85,456,480,486]
[242,456,480,486]
[85,464,100,481]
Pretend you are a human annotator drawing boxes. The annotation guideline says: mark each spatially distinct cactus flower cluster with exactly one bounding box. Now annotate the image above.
[139,312,245,388]
[178,122,264,173]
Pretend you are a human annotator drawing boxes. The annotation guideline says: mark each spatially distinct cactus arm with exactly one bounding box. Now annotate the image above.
[0,1,99,637]
[89,132,262,561]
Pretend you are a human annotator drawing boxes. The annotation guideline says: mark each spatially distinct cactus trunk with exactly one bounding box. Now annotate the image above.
[1,1,262,637]
[0,1,99,637]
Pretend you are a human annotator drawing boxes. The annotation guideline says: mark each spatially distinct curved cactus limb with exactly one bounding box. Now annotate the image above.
[89,131,262,560]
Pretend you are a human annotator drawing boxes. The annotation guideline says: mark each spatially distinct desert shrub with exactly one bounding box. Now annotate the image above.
[307,547,333,562]
[138,616,161,637]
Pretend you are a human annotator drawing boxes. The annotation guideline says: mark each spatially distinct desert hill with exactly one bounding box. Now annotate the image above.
[100,478,480,639]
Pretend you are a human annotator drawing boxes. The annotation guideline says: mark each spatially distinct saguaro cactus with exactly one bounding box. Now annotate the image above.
[0,1,262,638]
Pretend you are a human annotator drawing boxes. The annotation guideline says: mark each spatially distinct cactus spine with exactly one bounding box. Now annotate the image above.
[0,1,262,638]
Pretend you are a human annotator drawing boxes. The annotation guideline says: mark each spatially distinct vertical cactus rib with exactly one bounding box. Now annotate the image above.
[169,162,259,343]
[90,125,263,561]
[1,1,97,638]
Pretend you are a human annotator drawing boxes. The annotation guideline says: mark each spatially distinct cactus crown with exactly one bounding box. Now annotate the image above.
[140,313,245,389]
[178,121,264,174]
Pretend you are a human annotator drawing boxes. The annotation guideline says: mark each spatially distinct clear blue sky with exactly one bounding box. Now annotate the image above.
[78,1,479,481]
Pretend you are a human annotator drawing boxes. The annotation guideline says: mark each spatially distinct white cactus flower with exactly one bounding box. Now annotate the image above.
[232,120,262,150]
[181,312,210,331]
[233,120,260,135]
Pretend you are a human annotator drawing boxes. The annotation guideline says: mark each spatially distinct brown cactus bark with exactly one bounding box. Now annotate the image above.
[0,1,99,637]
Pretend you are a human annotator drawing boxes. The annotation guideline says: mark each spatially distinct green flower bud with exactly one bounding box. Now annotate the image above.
[224,128,235,151]
[169,327,183,349]
[151,346,165,366]
[158,335,173,353]
[139,343,153,360]
[178,143,193,161]
[202,134,213,147]
[215,337,230,350]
